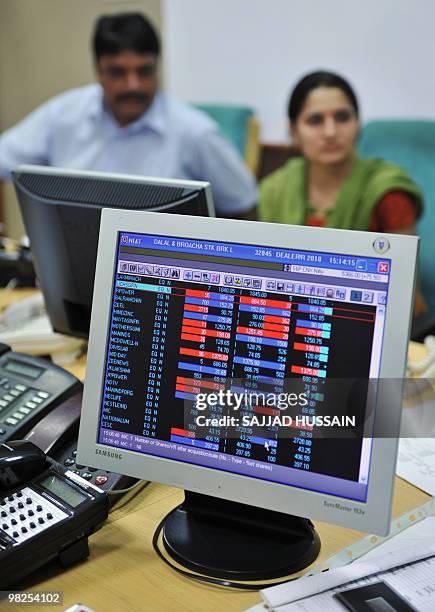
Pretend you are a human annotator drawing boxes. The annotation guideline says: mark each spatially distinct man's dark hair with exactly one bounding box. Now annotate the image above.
[93,12,160,60]
[288,71,359,123]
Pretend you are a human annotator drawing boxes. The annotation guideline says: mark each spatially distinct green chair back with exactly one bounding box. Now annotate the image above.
[359,120,435,310]
[193,103,255,159]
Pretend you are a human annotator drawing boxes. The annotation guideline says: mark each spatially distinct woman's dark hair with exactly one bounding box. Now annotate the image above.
[288,71,359,122]
[93,12,160,60]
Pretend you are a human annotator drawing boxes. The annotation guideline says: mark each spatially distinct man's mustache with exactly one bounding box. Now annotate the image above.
[115,92,148,103]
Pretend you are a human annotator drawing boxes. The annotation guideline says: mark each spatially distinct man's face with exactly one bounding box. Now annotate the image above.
[97,51,158,126]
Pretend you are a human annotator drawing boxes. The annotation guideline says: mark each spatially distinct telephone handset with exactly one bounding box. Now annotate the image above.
[24,393,139,497]
[0,440,109,588]
[0,343,82,445]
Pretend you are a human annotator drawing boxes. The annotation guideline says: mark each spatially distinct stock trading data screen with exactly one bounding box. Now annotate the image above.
[97,232,391,502]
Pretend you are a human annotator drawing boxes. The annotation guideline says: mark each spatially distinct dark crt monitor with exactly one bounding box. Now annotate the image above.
[12,165,214,339]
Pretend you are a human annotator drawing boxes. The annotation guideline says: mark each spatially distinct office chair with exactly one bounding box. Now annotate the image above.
[359,120,435,339]
[193,103,260,175]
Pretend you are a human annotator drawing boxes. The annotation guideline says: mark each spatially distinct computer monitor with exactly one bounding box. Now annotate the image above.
[12,165,214,339]
[77,209,418,582]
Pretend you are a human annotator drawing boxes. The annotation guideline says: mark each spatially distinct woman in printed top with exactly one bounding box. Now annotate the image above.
[258,70,426,314]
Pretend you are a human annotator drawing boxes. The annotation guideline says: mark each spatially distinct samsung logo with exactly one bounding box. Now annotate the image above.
[96,449,123,460]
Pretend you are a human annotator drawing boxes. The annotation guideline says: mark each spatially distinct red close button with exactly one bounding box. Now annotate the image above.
[95,475,108,486]
[378,262,389,273]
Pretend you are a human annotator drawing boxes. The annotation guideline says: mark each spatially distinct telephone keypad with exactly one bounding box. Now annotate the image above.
[0,380,53,437]
[56,441,137,496]
[59,447,109,486]
[0,487,68,546]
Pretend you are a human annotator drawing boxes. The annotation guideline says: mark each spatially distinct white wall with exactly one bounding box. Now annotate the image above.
[163,0,435,143]
[0,0,161,238]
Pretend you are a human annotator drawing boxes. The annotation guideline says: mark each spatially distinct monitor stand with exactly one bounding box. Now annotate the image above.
[161,491,321,581]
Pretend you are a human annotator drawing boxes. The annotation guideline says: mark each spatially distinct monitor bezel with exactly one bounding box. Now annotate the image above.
[77,209,418,536]
[13,164,215,218]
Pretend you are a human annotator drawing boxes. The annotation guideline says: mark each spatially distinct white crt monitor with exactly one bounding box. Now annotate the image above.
[78,209,418,580]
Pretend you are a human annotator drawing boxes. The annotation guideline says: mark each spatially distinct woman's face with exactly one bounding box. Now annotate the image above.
[290,86,359,167]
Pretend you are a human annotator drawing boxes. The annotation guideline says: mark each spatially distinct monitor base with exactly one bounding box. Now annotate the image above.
[161,491,320,581]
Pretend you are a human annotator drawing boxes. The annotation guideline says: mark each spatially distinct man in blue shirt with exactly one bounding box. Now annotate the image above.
[0,13,257,217]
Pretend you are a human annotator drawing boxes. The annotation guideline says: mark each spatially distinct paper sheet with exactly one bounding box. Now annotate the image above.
[277,555,435,611]
[361,516,435,560]
[397,437,435,495]
[261,538,435,609]
[246,513,435,612]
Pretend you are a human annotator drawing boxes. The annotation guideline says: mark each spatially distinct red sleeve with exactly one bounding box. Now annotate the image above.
[369,191,418,232]
[306,213,326,228]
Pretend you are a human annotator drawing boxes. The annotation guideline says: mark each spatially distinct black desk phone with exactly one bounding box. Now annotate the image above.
[0,343,82,445]
[0,343,137,497]
[0,440,109,588]
[25,392,138,497]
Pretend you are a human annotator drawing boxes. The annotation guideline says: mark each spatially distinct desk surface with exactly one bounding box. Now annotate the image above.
[1,290,430,611]
[20,479,430,612]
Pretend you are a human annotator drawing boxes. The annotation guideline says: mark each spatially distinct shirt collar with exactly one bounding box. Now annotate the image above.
[89,86,167,135]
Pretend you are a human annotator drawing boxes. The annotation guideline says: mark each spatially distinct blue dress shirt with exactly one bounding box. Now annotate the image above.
[0,85,257,215]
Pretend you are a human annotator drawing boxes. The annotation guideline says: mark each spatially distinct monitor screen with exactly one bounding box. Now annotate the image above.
[12,165,214,339]
[78,210,418,538]
[97,231,390,503]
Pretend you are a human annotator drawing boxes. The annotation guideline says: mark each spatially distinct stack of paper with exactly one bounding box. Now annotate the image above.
[256,519,435,611]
